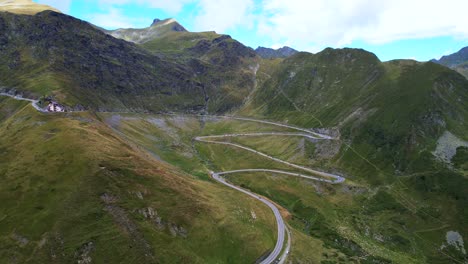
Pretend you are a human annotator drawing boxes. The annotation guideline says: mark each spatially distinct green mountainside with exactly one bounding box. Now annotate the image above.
[0,98,280,263]
[238,48,468,262]
[0,7,467,264]
[102,20,259,113]
[0,11,258,113]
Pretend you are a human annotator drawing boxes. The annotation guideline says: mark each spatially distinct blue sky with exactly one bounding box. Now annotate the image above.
[35,0,468,62]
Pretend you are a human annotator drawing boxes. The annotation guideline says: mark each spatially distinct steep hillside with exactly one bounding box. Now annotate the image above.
[255,46,298,59]
[242,49,468,175]
[237,48,468,263]
[433,46,468,79]
[0,0,59,15]
[0,11,257,113]
[108,22,260,113]
[0,99,281,263]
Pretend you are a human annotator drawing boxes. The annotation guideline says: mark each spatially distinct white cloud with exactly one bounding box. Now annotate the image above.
[37,0,72,13]
[257,0,468,52]
[97,0,194,14]
[193,0,255,33]
[39,0,468,53]
[86,8,142,29]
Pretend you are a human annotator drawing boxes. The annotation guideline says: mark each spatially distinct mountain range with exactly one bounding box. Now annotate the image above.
[0,1,467,263]
[432,47,468,79]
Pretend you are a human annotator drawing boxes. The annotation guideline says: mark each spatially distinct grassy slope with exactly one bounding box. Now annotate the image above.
[0,101,279,263]
[139,31,260,114]
[194,119,467,263]
[240,49,468,179]
[233,49,468,263]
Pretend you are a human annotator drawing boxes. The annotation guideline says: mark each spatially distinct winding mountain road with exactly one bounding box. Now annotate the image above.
[196,116,345,263]
[1,93,342,262]
[0,92,47,112]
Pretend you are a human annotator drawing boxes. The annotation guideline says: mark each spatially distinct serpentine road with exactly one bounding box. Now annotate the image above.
[1,92,343,263]
[195,116,345,263]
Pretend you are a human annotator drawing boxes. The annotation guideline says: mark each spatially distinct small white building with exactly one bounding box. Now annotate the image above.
[47,102,65,112]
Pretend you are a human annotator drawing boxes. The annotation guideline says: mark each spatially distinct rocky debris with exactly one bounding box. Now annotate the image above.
[312,138,341,160]
[11,233,29,246]
[169,224,188,238]
[138,207,157,219]
[251,210,257,220]
[100,193,118,204]
[432,131,468,164]
[75,242,94,264]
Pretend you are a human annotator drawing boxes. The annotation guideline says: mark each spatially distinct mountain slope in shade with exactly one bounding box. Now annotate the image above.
[104,18,187,44]
[432,46,468,79]
[105,20,260,113]
[0,11,258,113]
[0,0,60,15]
[255,46,298,59]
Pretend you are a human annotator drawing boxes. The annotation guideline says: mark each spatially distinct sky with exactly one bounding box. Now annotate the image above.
[34,0,468,62]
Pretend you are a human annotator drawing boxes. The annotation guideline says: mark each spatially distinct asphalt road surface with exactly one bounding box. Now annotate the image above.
[197,117,345,263]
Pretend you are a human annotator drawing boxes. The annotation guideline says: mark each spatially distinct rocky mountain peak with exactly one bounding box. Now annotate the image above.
[150,18,187,32]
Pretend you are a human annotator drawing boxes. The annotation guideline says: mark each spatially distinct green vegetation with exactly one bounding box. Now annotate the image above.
[0,8,467,264]
[0,103,279,263]
[0,10,258,114]
[191,116,466,263]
